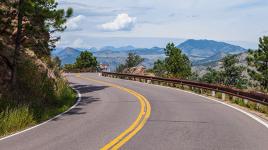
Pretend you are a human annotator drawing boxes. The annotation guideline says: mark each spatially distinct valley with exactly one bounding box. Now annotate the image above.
[53,39,248,71]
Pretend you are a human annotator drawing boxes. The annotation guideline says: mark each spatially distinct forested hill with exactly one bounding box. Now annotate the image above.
[54,39,247,70]
[177,39,246,63]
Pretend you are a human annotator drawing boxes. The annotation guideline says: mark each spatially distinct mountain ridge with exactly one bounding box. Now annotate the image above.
[53,39,248,70]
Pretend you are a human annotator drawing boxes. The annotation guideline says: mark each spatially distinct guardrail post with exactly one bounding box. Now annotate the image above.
[243,99,248,105]
[211,91,215,97]
[222,93,226,101]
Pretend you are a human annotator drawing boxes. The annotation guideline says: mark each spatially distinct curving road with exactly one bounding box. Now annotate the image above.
[0,73,267,150]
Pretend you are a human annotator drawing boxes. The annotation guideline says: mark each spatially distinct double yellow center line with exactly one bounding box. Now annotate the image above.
[76,74,151,150]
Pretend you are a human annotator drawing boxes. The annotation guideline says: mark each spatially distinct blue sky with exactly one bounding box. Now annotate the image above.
[56,0,268,49]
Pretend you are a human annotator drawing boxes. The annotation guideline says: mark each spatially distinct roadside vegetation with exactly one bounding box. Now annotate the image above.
[152,43,192,79]
[0,1,76,136]
[150,37,268,115]
[116,52,144,73]
[63,51,98,72]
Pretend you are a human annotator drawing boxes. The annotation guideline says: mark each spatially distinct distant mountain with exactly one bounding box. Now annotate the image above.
[54,39,248,70]
[192,52,249,77]
[192,52,227,66]
[177,39,246,64]
[99,45,136,51]
[54,47,81,65]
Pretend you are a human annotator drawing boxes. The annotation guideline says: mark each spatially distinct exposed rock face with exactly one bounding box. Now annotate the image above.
[123,66,146,75]
[0,2,17,92]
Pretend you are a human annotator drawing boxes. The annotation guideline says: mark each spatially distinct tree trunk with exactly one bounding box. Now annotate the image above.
[11,0,24,89]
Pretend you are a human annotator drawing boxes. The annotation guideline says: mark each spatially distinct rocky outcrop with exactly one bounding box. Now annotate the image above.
[122,66,146,75]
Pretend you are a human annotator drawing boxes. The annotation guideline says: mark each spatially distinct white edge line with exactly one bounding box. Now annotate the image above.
[0,87,82,141]
[106,76,268,129]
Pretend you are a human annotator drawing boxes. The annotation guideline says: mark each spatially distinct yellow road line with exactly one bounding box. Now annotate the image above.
[75,74,151,150]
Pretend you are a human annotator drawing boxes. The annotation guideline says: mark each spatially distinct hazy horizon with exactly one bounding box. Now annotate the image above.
[56,37,258,50]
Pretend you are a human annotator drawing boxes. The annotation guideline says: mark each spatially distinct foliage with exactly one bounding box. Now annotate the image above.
[0,0,76,137]
[201,55,247,89]
[0,59,76,136]
[201,67,223,84]
[17,0,73,56]
[0,105,35,135]
[53,56,61,68]
[247,36,268,91]
[0,51,76,135]
[153,59,166,77]
[116,53,144,73]
[164,43,192,78]
[75,51,98,69]
[125,53,144,68]
[188,71,200,81]
[116,64,126,73]
[221,55,247,88]
[152,43,191,79]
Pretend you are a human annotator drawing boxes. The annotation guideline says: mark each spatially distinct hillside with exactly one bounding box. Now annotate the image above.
[54,39,247,70]
[177,39,247,64]
[192,52,249,76]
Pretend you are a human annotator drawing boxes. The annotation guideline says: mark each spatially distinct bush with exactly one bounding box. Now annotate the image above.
[0,58,76,136]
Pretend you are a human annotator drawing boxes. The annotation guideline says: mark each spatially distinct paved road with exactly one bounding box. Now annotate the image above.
[0,73,267,150]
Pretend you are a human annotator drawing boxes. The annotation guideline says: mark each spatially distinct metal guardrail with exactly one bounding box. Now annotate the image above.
[101,72,268,106]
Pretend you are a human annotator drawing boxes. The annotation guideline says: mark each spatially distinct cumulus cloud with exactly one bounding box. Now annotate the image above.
[66,15,86,31]
[100,13,136,31]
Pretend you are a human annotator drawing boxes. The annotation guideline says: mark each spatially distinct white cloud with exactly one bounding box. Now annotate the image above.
[100,13,136,31]
[66,15,86,31]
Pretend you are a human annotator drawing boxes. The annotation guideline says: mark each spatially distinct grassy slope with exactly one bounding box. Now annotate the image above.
[0,55,77,137]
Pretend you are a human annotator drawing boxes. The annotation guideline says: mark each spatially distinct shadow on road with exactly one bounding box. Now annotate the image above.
[51,83,109,121]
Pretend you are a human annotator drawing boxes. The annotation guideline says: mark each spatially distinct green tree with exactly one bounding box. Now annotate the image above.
[201,55,247,89]
[221,55,247,88]
[201,68,223,84]
[153,59,166,77]
[164,43,191,79]
[125,53,144,68]
[116,53,144,73]
[3,0,73,87]
[247,36,268,91]
[75,51,98,69]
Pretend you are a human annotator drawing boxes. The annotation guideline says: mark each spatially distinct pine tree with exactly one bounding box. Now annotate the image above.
[4,0,73,87]
[164,43,191,79]
[221,55,247,88]
[116,53,144,73]
[153,59,166,77]
[75,51,98,69]
[247,36,268,91]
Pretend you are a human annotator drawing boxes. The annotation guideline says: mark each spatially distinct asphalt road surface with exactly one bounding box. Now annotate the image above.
[0,73,267,150]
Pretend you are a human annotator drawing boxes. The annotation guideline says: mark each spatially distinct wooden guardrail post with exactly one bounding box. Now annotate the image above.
[212,91,216,97]
[222,93,226,101]
[200,88,203,94]
[243,99,248,105]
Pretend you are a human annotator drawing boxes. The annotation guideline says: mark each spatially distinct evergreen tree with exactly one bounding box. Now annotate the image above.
[153,59,166,77]
[201,68,223,84]
[221,55,247,88]
[1,0,73,87]
[116,53,144,73]
[247,36,268,91]
[75,51,98,69]
[125,53,144,68]
[164,43,191,79]
[201,55,247,89]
